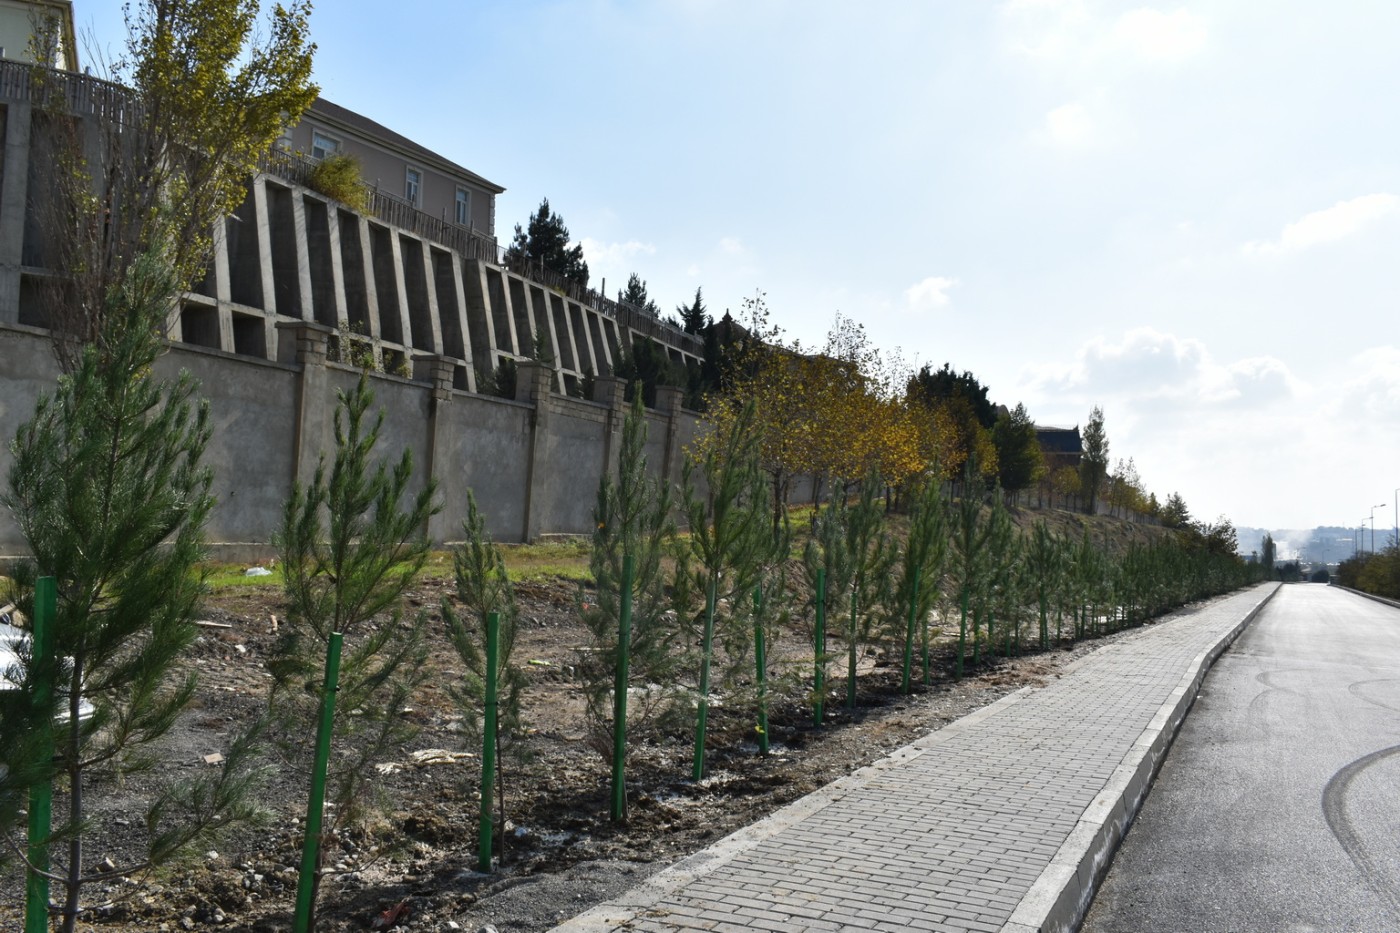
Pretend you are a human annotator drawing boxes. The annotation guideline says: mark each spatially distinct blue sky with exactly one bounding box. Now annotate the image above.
[78,1,1400,540]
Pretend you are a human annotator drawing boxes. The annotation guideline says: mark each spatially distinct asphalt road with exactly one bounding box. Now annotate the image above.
[1083,584,1400,933]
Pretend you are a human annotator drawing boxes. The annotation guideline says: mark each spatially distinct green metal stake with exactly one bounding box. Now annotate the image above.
[25,576,55,933]
[901,570,920,695]
[753,585,769,756]
[692,575,717,782]
[610,556,634,822]
[293,631,343,933]
[813,569,826,727]
[478,612,500,872]
[847,589,859,710]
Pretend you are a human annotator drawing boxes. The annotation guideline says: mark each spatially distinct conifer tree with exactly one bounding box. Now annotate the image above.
[5,247,265,933]
[578,392,682,814]
[269,376,439,921]
[895,475,949,690]
[441,491,528,862]
[678,287,709,334]
[681,400,785,779]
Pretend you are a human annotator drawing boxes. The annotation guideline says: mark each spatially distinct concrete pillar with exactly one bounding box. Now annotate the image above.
[418,240,444,354]
[387,232,414,350]
[462,259,499,378]
[593,375,626,479]
[655,384,685,485]
[325,204,350,329]
[516,360,554,542]
[357,216,382,339]
[0,100,32,323]
[450,256,476,392]
[418,352,456,543]
[276,320,335,488]
[290,191,314,321]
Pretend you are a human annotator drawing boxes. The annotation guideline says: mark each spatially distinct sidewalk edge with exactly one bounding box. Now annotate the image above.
[1001,581,1282,933]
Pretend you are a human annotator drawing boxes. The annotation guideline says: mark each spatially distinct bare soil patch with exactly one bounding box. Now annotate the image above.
[2,571,1134,933]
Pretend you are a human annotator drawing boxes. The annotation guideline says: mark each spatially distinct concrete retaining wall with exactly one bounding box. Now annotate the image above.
[0,321,701,558]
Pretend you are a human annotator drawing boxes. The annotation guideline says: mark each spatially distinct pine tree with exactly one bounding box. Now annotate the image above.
[441,491,529,863]
[5,247,265,933]
[504,198,589,290]
[1079,406,1110,515]
[269,376,439,922]
[681,400,785,779]
[678,287,709,334]
[578,392,682,816]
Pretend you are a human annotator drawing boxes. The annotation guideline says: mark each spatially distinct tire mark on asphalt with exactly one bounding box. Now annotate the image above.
[1321,744,1400,918]
[1247,669,1307,734]
[1347,679,1400,713]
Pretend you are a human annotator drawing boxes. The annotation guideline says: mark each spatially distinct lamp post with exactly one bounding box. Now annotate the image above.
[1393,486,1398,550]
[1371,503,1387,554]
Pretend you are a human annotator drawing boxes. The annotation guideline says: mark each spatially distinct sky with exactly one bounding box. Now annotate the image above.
[76,1,1400,540]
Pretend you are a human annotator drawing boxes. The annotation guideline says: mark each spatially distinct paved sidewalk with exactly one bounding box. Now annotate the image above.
[553,583,1280,933]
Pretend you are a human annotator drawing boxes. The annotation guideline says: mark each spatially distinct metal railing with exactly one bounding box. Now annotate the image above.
[0,59,137,124]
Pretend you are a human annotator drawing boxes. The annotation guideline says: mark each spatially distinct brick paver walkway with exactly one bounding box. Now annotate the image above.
[554,584,1279,933]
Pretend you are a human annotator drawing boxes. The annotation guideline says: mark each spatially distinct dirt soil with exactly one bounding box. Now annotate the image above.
[1,571,1137,933]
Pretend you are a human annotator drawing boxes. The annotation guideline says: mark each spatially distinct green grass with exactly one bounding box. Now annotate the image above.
[202,563,284,589]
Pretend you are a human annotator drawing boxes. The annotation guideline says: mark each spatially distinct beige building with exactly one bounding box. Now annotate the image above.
[281,97,502,244]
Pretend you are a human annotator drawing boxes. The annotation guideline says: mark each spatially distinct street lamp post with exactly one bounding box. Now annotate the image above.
[1371,503,1387,554]
[1393,486,1398,550]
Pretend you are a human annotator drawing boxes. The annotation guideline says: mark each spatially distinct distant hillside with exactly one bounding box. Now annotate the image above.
[1235,525,1386,565]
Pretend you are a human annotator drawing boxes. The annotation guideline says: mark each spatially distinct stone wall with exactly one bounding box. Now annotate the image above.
[0,321,701,560]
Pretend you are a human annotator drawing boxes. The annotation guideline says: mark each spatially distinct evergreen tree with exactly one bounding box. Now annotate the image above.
[1260,533,1277,581]
[618,272,661,317]
[678,287,709,334]
[1161,492,1192,529]
[269,376,439,923]
[441,491,529,863]
[681,400,785,778]
[991,403,1046,496]
[578,393,682,816]
[5,247,265,933]
[908,363,997,429]
[504,198,589,290]
[1079,405,1110,514]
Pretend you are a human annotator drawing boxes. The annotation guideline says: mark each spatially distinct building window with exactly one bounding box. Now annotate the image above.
[455,188,471,226]
[405,168,422,206]
[311,130,340,160]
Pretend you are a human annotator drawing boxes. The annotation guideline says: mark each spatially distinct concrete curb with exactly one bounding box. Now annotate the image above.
[551,687,1036,932]
[1000,582,1282,933]
[1331,583,1400,611]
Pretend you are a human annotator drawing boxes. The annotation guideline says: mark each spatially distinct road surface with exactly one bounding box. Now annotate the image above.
[1083,584,1400,932]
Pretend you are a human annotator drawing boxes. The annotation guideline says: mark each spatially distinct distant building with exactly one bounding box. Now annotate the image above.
[1035,424,1082,470]
[281,97,503,242]
[0,0,77,70]
[0,2,700,395]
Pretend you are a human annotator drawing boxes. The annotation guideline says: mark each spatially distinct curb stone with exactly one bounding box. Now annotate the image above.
[1000,582,1281,933]
[550,584,1281,933]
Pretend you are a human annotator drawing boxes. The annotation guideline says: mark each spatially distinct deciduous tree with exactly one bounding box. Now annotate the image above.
[30,0,317,369]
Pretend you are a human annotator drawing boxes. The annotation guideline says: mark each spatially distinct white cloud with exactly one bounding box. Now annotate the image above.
[1044,101,1094,147]
[1339,346,1400,419]
[1002,2,1207,66]
[719,236,745,255]
[1244,194,1400,255]
[1109,8,1208,62]
[580,238,657,272]
[904,276,958,311]
[1025,327,1299,409]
